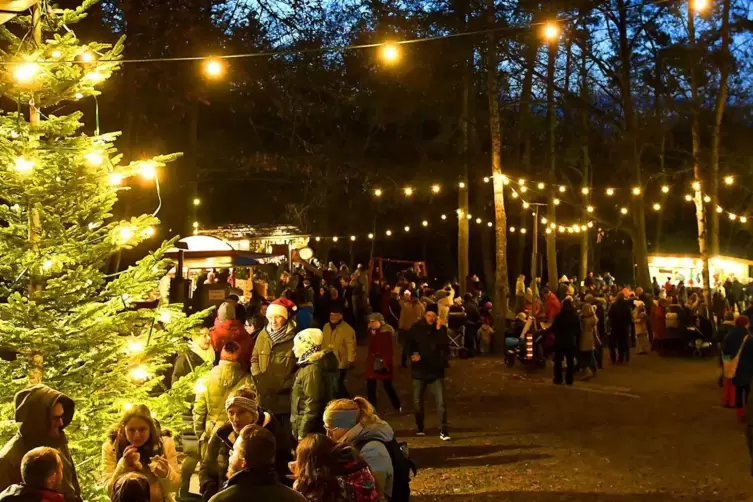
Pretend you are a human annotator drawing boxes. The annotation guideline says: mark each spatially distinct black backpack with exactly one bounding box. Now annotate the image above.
[356,437,417,502]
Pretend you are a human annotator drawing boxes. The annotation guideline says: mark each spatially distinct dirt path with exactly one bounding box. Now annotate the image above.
[355,351,753,501]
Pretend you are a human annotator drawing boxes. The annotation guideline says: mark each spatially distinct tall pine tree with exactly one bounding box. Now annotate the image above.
[0,2,207,497]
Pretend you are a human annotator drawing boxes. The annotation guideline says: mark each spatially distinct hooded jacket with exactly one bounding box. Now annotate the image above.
[199,412,292,502]
[723,327,753,387]
[366,323,396,381]
[398,298,425,331]
[322,321,357,370]
[0,386,81,502]
[407,319,449,381]
[251,322,297,415]
[342,421,395,498]
[290,350,339,440]
[193,361,257,441]
[579,312,598,352]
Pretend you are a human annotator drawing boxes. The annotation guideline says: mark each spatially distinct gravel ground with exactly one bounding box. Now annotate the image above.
[352,348,753,501]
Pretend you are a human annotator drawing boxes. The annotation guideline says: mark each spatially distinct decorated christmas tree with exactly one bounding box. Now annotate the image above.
[0,2,207,497]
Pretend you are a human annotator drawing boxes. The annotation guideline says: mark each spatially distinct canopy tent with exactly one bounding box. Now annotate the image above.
[165,235,285,270]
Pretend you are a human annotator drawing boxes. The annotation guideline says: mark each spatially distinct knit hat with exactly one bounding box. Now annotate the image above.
[217,301,236,322]
[425,303,439,315]
[225,394,259,417]
[323,407,360,431]
[559,275,569,283]
[266,298,291,321]
[294,328,323,355]
[368,312,385,324]
[329,301,344,315]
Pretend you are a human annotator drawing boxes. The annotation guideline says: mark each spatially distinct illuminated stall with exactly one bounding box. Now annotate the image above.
[648,254,753,286]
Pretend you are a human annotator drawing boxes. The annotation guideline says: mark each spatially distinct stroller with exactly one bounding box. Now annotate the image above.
[504,313,546,368]
[665,304,713,357]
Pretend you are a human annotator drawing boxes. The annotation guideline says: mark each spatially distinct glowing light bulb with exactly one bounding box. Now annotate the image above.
[192,221,199,229]
[704,195,711,203]
[422,220,428,227]
[144,226,155,237]
[404,226,410,232]
[741,217,748,223]
[42,259,53,271]
[368,233,374,239]
[140,161,157,180]
[716,206,723,213]
[458,182,466,188]
[519,179,526,185]
[632,187,641,195]
[653,203,661,211]
[542,217,548,224]
[74,92,84,100]
[193,229,199,235]
[350,235,356,241]
[79,51,95,63]
[193,378,207,394]
[553,198,560,205]
[522,201,530,208]
[331,236,338,242]
[107,173,123,186]
[520,228,527,234]
[441,214,447,220]
[203,57,226,78]
[129,366,149,382]
[51,50,63,58]
[84,152,103,166]
[724,176,734,185]
[483,177,490,183]
[14,157,34,173]
[84,71,105,83]
[606,188,614,196]
[521,187,528,193]
[404,187,413,196]
[475,218,482,224]
[692,0,710,12]
[466,214,472,220]
[661,185,670,193]
[549,223,557,229]
[587,206,594,213]
[587,221,594,228]
[581,187,589,195]
[13,62,39,83]
[537,182,545,190]
[119,226,134,242]
[510,227,516,233]
[511,192,519,199]
[380,43,401,64]
[193,198,201,206]
[558,226,565,233]
[730,213,737,221]
[431,184,441,194]
[315,236,321,242]
[500,175,509,185]
[685,194,693,202]
[620,207,628,215]
[374,188,383,197]
[487,221,493,227]
[386,230,392,236]
[692,181,701,191]
[558,185,566,193]
[126,340,145,354]
[545,228,552,234]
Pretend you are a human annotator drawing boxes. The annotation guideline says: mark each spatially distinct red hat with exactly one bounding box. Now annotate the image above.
[266,297,296,320]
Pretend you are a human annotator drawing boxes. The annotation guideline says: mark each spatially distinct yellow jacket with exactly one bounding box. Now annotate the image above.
[322,321,357,369]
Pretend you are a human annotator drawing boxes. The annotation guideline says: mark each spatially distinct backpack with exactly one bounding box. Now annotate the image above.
[355,437,417,502]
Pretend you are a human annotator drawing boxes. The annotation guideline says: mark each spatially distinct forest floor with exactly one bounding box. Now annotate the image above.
[360,346,753,501]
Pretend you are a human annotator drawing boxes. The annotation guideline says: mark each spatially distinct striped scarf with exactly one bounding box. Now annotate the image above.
[268,322,290,345]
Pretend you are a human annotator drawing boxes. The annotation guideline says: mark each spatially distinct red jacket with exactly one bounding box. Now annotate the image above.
[651,303,666,341]
[545,293,561,321]
[211,320,253,369]
[366,325,395,380]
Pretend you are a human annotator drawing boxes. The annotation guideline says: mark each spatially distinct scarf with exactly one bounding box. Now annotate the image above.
[267,321,290,345]
[191,340,216,364]
[298,345,321,365]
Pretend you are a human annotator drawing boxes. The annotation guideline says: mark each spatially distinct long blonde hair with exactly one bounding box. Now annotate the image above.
[325,397,380,427]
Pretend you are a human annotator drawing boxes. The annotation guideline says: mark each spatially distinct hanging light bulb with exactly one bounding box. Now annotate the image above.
[520,186,528,193]
[587,221,594,228]
[558,185,566,193]
[581,187,589,195]
[315,236,321,242]
[692,181,701,191]
[126,340,145,355]
[74,92,84,100]
[631,187,641,195]
[545,228,552,234]
[620,207,628,215]
[404,226,410,232]
[422,220,429,227]
[129,366,149,382]
[193,198,201,206]
[441,214,447,220]
[368,233,374,239]
[350,235,356,241]
[550,223,557,229]
[704,195,711,203]
[741,216,748,223]
[724,176,734,185]
[542,22,561,41]
[431,184,441,194]
[483,177,490,183]
[332,236,339,242]
[386,230,392,236]
[510,227,516,233]
[716,206,723,213]
[511,192,519,199]
[109,173,123,185]
[692,0,710,12]
[458,182,466,188]
[522,201,530,208]
[685,194,693,202]
[51,50,63,58]
[140,161,157,180]
[537,182,545,190]
[203,57,226,78]
[403,187,413,196]
[729,213,737,221]
[553,198,560,205]
[653,203,661,211]
[487,221,493,227]
[587,205,594,213]
[542,217,548,224]
[380,43,401,64]
[373,188,383,197]
[520,228,527,234]
[14,157,34,174]
[661,185,670,194]
[466,214,472,220]
[475,218,482,224]
[500,175,509,185]
[119,226,134,242]
[192,221,199,229]
[79,51,96,63]
[143,226,156,237]
[84,152,104,166]
[519,179,526,185]
[42,259,54,271]
[606,188,614,196]
[558,226,565,233]
[13,62,40,83]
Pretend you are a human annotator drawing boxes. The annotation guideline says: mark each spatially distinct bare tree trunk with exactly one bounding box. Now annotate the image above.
[546,41,559,289]
[710,0,731,257]
[689,7,711,303]
[578,38,590,282]
[458,57,470,294]
[617,0,650,289]
[487,0,509,326]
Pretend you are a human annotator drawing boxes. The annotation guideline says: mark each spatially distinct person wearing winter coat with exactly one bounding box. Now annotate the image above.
[322,303,357,399]
[407,304,451,440]
[291,329,340,441]
[557,276,570,301]
[193,342,257,449]
[209,425,305,502]
[323,398,395,499]
[633,302,650,355]
[0,447,66,502]
[550,298,580,385]
[172,327,215,386]
[543,289,561,323]
[723,316,753,421]
[0,385,81,502]
[365,313,401,412]
[398,291,425,332]
[651,298,668,355]
[579,303,599,379]
[211,301,253,369]
[608,292,633,364]
[252,298,298,427]
[200,388,292,501]
[102,405,180,502]
[291,434,381,502]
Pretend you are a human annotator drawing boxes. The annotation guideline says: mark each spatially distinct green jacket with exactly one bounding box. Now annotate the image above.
[322,321,357,369]
[291,350,339,440]
[251,323,297,415]
[193,361,257,440]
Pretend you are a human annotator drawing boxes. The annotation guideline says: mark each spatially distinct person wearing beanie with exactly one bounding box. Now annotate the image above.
[398,290,425,368]
[291,329,339,441]
[322,302,357,399]
[251,298,298,433]
[200,387,293,500]
[208,425,304,502]
[365,313,402,412]
[211,300,253,371]
[406,303,451,440]
[194,342,257,453]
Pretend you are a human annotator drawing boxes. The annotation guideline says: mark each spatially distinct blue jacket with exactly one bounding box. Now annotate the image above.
[723,327,753,386]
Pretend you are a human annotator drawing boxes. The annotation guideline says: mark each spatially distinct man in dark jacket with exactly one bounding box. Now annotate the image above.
[407,304,451,441]
[200,387,292,501]
[0,386,80,502]
[608,293,633,364]
[550,298,580,385]
[0,447,64,502]
[209,425,304,502]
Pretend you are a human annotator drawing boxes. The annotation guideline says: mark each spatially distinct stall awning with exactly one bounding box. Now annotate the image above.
[164,249,284,269]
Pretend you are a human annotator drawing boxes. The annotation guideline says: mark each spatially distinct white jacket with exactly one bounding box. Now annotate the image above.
[102,436,181,502]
